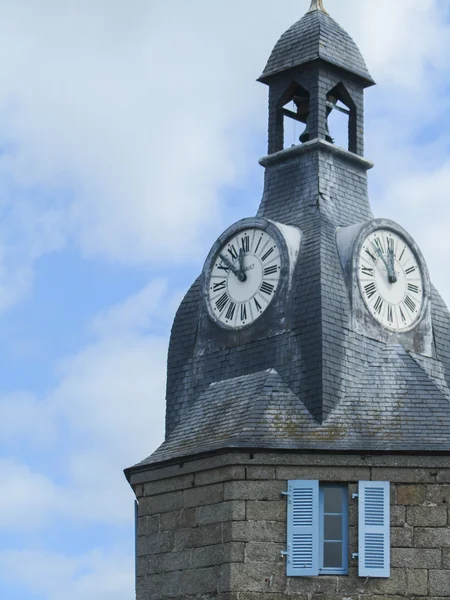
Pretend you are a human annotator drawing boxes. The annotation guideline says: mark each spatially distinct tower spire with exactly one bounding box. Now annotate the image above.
[308,0,328,14]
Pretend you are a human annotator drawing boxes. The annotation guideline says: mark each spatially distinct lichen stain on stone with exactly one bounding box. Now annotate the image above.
[269,409,348,442]
[271,411,304,437]
[314,422,346,441]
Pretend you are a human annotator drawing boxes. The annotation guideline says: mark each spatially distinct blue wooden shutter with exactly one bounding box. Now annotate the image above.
[287,480,319,576]
[358,481,390,578]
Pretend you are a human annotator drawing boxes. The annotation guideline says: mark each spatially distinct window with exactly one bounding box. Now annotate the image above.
[286,480,390,578]
[319,485,348,574]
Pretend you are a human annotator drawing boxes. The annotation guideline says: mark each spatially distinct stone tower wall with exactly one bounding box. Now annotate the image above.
[132,452,450,600]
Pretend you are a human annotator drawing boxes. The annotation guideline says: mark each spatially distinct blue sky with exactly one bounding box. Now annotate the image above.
[1,0,450,598]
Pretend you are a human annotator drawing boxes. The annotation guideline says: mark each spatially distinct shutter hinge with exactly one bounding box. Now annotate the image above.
[352,493,359,499]
[281,544,291,562]
[352,553,359,559]
[280,491,289,497]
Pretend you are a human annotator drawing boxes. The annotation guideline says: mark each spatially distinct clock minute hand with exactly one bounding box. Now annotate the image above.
[219,253,241,279]
[371,242,388,268]
[387,246,398,284]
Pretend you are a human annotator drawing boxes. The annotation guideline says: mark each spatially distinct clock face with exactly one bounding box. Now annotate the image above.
[207,227,282,329]
[358,229,424,332]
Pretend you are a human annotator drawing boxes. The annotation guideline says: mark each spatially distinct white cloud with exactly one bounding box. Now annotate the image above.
[380,161,450,303]
[351,0,450,88]
[53,281,169,463]
[0,0,263,267]
[0,548,133,600]
[0,0,447,308]
[92,279,168,336]
[0,391,56,446]
[0,280,170,529]
[0,459,60,531]
[52,331,167,521]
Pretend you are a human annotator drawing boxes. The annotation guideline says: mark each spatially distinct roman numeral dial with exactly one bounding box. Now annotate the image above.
[206,226,283,329]
[358,228,424,332]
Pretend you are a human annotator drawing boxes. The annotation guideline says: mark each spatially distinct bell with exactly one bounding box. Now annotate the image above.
[299,117,311,143]
[293,95,309,122]
[299,114,334,144]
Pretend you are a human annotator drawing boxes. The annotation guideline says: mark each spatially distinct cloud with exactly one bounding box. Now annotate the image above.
[0,0,448,311]
[51,331,167,522]
[380,161,450,303]
[0,0,270,312]
[92,279,168,337]
[0,391,56,447]
[0,0,263,268]
[0,280,171,529]
[352,0,450,89]
[0,548,134,600]
[53,281,170,465]
[0,459,60,531]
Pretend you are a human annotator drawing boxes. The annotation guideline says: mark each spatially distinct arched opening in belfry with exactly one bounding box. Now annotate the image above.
[325,82,357,153]
[278,82,311,150]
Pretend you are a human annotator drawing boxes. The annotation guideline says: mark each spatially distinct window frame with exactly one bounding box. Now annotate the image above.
[318,484,348,575]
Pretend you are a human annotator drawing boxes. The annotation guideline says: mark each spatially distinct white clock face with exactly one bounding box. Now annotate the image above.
[358,229,424,332]
[207,228,282,329]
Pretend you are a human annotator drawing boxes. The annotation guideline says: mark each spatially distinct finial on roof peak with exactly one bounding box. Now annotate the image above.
[308,0,329,15]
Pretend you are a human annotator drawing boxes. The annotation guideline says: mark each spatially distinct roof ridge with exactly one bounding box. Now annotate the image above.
[408,349,450,402]
[344,342,449,402]
[321,343,447,425]
[238,369,318,437]
[225,369,278,442]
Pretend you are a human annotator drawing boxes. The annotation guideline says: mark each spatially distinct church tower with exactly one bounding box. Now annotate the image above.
[125,2,450,598]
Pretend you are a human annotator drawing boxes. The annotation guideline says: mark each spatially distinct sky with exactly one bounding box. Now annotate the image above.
[0,0,450,598]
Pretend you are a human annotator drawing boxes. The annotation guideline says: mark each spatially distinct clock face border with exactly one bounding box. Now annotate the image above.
[353,220,430,334]
[202,217,290,331]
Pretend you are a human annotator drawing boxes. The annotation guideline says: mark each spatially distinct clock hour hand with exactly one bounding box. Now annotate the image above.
[371,242,397,284]
[238,248,247,282]
[219,252,245,282]
[387,245,398,283]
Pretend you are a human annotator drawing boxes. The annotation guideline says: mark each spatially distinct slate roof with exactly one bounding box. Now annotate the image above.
[259,9,374,85]
[127,140,450,474]
[137,345,450,466]
[126,7,450,476]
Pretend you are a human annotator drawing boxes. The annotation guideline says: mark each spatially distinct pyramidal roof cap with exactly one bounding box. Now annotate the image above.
[259,1,374,86]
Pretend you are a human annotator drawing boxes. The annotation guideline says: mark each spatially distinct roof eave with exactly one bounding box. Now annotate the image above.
[257,57,376,88]
[124,444,450,484]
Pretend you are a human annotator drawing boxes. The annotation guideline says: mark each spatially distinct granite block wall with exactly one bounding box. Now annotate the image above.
[131,453,450,600]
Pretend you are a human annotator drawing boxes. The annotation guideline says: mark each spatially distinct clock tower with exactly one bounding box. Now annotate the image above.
[126,2,450,598]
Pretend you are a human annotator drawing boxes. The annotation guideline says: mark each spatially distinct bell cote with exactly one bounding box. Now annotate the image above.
[258,0,375,157]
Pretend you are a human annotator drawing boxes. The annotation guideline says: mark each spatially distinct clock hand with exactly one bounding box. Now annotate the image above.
[219,252,244,280]
[238,248,247,282]
[218,253,238,274]
[387,246,398,283]
[239,248,244,271]
[371,242,397,283]
[370,242,388,269]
